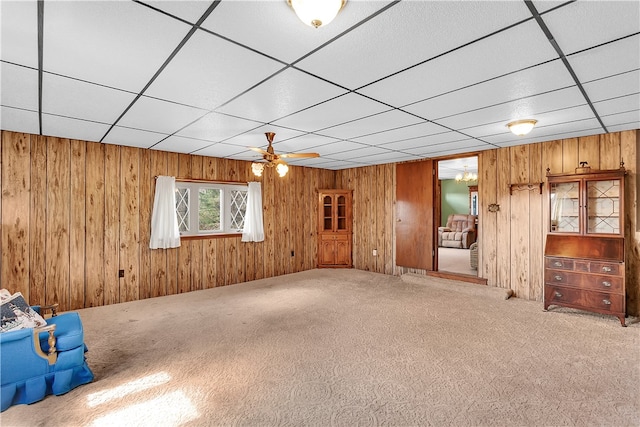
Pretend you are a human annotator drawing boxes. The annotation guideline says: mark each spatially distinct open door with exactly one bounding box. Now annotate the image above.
[396,160,435,270]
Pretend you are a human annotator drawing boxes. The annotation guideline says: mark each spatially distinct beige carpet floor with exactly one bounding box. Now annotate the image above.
[438,247,476,276]
[3,269,639,426]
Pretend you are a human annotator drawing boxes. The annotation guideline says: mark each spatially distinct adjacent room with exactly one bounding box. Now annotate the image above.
[1,0,639,425]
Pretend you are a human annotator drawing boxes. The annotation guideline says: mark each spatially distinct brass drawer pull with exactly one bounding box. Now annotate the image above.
[554,261,562,267]
[602,266,612,272]
[602,299,611,305]
[554,291,562,298]
[554,275,562,281]
[602,281,611,287]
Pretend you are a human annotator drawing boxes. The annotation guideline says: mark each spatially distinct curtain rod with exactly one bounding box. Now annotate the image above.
[154,176,248,185]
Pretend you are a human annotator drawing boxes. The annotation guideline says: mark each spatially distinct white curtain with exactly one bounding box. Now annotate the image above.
[149,176,181,249]
[242,182,265,242]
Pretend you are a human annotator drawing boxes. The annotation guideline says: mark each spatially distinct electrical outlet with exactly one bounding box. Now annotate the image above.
[291,250,295,257]
[119,270,124,278]
[372,249,377,256]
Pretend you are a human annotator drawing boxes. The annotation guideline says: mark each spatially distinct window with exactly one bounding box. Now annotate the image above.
[175,181,248,237]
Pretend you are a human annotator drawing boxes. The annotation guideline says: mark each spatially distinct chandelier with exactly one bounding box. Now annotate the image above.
[455,166,477,184]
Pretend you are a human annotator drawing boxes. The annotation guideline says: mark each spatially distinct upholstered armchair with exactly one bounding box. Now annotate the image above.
[438,214,477,249]
[1,305,94,411]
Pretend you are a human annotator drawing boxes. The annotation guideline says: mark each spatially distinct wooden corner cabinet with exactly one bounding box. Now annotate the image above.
[544,166,626,326]
[318,190,353,268]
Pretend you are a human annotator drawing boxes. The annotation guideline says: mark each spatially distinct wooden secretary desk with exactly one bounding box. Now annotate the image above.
[543,164,626,326]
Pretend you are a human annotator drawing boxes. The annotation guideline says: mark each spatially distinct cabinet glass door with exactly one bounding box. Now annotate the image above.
[336,195,347,231]
[587,179,621,234]
[323,195,333,231]
[550,181,580,233]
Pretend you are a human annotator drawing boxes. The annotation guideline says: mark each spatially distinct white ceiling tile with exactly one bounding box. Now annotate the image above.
[358,20,558,107]
[145,30,284,110]
[438,86,586,130]
[594,94,640,117]
[1,106,39,135]
[193,142,250,158]
[483,118,602,145]
[583,70,640,103]
[201,1,393,64]
[103,126,168,148]
[332,145,394,161]
[602,110,640,129]
[404,60,573,121]
[567,34,640,82]
[176,112,262,142]
[350,151,421,165]
[42,73,137,124]
[117,96,208,135]
[42,114,110,143]
[542,1,640,55]
[352,121,446,145]
[405,139,485,157]
[143,1,215,23]
[0,0,38,67]
[217,68,347,123]
[151,135,213,154]
[296,1,531,89]
[221,125,305,150]
[320,109,423,140]
[530,1,568,14]
[43,1,191,91]
[271,134,341,154]
[272,93,388,131]
[379,131,467,151]
[1,62,38,110]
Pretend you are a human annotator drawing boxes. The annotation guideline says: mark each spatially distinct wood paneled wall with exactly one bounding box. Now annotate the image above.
[2,129,638,316]
[0,131,335,311]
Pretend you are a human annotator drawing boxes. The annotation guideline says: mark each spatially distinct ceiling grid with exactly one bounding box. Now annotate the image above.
[1,0,638,169]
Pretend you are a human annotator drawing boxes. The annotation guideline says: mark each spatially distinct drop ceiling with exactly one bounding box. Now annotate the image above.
[1,0,638,171]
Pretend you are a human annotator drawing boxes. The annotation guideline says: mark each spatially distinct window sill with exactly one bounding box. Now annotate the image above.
[179,233,242,241]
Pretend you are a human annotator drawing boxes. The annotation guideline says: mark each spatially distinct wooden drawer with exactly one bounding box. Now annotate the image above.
[544,270,623,293]
[545,257,573,271]
[588,261,621,275]
[545,285,624,313]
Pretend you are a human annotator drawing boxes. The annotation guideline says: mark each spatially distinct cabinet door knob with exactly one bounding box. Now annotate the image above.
[602,281,611,287]
[602,266,612,272]
[602,299,611,305]
[554,275,562,281]
[554,261,562,267]
[554,291,562,298]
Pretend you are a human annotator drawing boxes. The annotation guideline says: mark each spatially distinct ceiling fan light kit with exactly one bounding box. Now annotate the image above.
[250,132,320,178]
[507,119,538,136]
[287,0,346,28]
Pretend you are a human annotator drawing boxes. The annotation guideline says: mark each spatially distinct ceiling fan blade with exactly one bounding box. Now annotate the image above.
[280,152,320,159]
[249,147,269,155]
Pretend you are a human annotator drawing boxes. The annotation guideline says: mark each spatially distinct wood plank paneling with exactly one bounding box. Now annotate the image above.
[139,148,151,300]
[1,132,31,297]
[119,146,140,302]
[30,136,47,305]
[2,129,639,318]
[85,142,105,307]
[104,143,120,305]
[70,140,86,309]
[166,152,179,295]
[46,138,70,309]
[150,151,168,297]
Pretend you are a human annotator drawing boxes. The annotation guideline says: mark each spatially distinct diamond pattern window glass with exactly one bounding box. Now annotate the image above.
[176,188,190,232]
[175,181,248,237]
[550,181,579,233]
[230,190,248,230]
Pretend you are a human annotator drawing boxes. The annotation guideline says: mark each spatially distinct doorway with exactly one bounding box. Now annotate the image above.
[436,156,479,277]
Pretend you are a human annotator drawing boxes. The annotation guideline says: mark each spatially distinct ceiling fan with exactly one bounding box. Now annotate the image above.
[249,132,320,177]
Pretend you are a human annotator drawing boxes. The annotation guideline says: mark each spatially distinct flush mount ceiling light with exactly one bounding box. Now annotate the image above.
[455,165,478,184]
[507,119,538,136]
[287,0,346,28]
